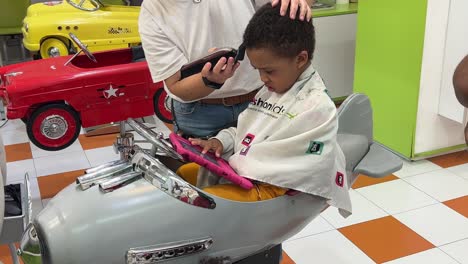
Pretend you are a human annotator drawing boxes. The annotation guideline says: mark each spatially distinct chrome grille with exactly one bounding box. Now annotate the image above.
[127,238,213,264]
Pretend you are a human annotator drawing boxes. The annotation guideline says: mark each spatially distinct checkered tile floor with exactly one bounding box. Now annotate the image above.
[1,117,467,264]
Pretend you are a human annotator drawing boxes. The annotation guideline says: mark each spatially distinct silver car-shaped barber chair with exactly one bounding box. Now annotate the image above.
[17,93,402,264]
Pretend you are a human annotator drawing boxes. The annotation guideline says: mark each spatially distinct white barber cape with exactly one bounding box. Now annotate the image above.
[214,64,352,217]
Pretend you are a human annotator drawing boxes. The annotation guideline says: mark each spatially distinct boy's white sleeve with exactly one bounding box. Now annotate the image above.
[212,127,237,154]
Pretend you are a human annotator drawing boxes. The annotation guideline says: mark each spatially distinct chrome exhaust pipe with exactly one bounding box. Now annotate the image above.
[77,162,133,190]
[99,171,142,193]
[85,160,127,174]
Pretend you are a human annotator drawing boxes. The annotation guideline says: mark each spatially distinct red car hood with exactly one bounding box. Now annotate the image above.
[1,56,79,85]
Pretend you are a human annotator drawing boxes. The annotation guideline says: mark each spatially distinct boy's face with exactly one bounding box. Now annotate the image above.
[247,47,309,94]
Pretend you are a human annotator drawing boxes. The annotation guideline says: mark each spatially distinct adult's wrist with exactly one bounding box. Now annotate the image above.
[202,76,224,89]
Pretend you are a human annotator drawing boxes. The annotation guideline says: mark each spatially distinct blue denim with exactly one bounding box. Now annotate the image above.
[172,100,250,138]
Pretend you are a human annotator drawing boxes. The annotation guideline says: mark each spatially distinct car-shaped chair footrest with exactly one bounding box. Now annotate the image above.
[353,143,403,178]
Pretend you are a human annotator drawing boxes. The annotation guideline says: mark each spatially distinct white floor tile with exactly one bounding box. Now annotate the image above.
[0,119,25,132]
[404,169,468,202]
[356,180,438,215]
[1,129,29,145]
[30,139,84,159]
[6,159,36,183]
[383,248,458,264]
[440,239,468,264]
[285,216,335,242]
[447,163,468,180]
[394,203,468,247]
[283,230,375,264]
[321,189,388,228]
[85,146,120,167]
[34,151,90,177]
[152,115,172,136]
[393,160,442,178]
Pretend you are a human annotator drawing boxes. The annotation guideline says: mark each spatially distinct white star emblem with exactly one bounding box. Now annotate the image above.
[103,85,119,99]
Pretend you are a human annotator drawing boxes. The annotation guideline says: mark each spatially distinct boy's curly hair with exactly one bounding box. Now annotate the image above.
[243,4,315,60]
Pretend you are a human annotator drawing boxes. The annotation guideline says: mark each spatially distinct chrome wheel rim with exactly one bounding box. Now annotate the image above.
[40,115,68,139]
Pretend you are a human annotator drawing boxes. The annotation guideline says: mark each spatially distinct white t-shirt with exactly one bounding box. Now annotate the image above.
[139,0,267,102]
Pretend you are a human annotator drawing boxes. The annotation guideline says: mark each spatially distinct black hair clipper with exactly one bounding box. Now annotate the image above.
[180,44,246,79]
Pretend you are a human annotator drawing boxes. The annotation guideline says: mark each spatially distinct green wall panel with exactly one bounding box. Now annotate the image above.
[353,0,428,158]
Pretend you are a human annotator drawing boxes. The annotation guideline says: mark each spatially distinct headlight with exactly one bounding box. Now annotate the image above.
[17,224,43,264]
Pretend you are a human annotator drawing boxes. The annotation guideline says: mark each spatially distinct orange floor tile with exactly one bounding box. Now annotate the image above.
[164,122,174,132]
[4,143,32,163]
[443,195,468,218]
[37,169,87,199]
[78,133,119,150]
[281,251,295,264]
[428,150,468,168]
[352,174,399,189]
[339,216,435,263]
[0,244,22,264]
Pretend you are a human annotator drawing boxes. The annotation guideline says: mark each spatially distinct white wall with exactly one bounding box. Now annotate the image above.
[313,14,356,99]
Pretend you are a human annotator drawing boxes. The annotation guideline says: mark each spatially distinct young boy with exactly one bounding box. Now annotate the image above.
[187,4,352,216]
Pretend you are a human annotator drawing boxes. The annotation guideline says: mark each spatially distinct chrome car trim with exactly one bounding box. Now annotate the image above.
[132,151,216,209]
[126,118,183,161]
[24,173,33,227]
[47,47,61,57]
[85,159,127,174]
[17,224,43,264]
[4,71,23,77]
[126,237,213,264]
[76,162,133,190]
[99,171,142,193]
[66,0,101,11]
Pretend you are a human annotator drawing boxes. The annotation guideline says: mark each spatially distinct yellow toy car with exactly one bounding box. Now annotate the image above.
[22,0,141,58]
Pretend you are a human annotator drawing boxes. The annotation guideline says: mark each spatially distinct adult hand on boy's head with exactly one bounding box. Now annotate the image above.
[271,0,313,22]
[189,138,224,157]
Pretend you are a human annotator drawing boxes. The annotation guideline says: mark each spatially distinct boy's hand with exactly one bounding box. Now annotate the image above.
[189,138,224,157]
[201,47,240,85]
[271,0,313,22]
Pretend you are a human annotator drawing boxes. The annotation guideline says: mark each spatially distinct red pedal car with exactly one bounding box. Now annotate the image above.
[0,33,172,151]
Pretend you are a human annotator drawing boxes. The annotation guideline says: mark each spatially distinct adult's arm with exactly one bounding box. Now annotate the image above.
[164,58,239,102]
[139,6,239,102]
[453,55,468,108]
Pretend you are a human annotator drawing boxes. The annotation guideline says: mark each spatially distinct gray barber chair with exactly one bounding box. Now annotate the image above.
[17,93,402,264]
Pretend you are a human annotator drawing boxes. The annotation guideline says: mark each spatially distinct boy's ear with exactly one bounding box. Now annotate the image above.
[296,50,309,69]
